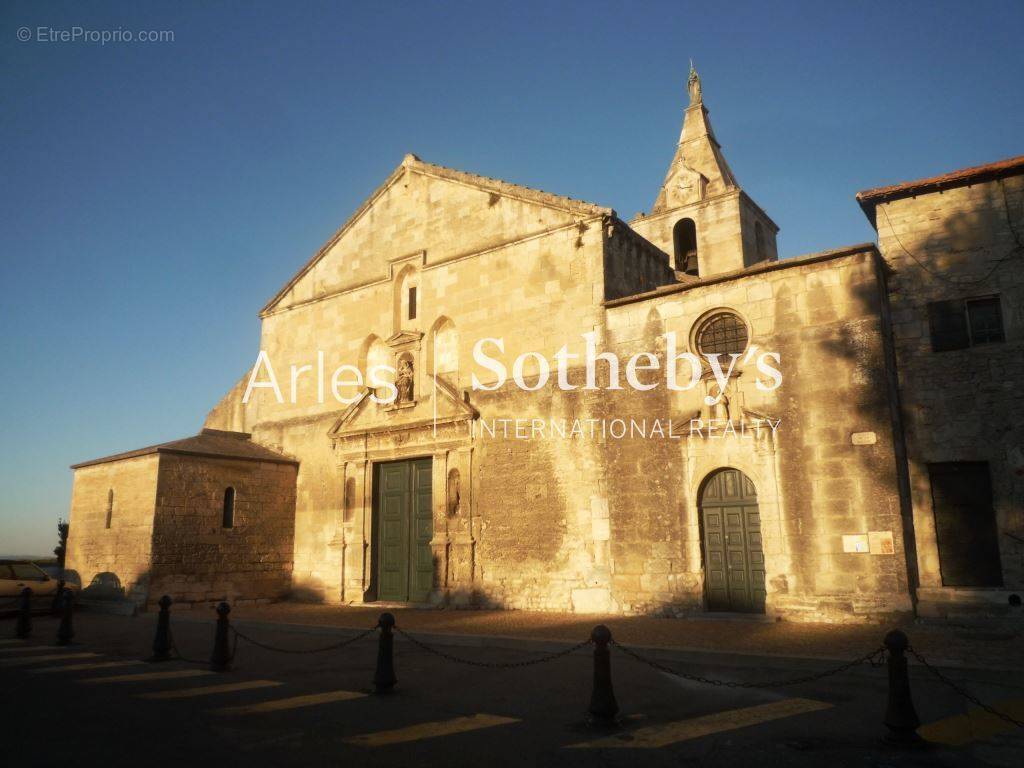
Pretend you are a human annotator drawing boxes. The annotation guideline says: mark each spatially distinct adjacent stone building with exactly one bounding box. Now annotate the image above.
[66,429,297,604]
[66,68,1023,620]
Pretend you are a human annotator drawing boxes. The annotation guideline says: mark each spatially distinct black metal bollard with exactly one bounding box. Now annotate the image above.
[587,625,619,727]
[16,587,32,639]
[210,602,232,672]
[56,590,75,646]
[883,629,921,744]
[150,595,173,662]
[50,579,66,615]
[373,612,397,694]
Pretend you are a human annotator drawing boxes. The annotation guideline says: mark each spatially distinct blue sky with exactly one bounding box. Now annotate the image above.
[2,0,1022,554]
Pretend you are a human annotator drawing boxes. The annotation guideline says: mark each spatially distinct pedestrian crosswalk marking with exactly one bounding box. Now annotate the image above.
[1,652,99,667]
[346,714,520,747]
[139,680,283,699]
[0,645,62,654]
[568,698,833,748]
[214,689,365,715]
[81,669,214,684]
[918,699,1024,746]
[31,660,146,674]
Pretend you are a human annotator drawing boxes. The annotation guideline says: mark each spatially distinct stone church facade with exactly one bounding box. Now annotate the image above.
[66,69,1023,622]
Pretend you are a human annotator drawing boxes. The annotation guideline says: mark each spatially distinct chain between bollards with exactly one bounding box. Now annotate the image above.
[373,612,397,694]
[150,595,173,662]
[56,590,74,646]
[210,601,233,672]
[16,587,32,639]
[588,625,619,728]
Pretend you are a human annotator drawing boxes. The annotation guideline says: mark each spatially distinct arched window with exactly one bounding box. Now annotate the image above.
[755,222,767,262]
[408,286,417,320]
[673,218,699,276]
[429,317,458,377]
[105,489,114,529]
[222,487,235,529]
[695,312,749,356]
[360,335,393,400]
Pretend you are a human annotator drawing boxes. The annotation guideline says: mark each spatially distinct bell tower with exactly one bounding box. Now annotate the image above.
[631,65,779,278]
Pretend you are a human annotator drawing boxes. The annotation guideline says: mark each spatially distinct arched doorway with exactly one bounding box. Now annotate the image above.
[699,468,765,613]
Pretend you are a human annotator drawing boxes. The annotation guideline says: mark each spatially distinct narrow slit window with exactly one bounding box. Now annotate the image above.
[105,489,114,529]
[223,487,235,529]
[408,286,417,320]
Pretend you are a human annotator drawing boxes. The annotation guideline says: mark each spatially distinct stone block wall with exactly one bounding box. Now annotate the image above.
[875,174,1024,610]
[602,217,676,300]
[598,246,914,621]
[148,454,296,606]
[65,454,159,604]
[631,189,777,278]
[229,165,611,605]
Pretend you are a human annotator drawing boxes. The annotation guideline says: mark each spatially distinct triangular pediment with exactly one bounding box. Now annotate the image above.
[262,154,613,316]
[385,330,424,348]
[328,375,479,441]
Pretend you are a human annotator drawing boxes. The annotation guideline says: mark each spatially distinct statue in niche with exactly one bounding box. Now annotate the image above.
[447,469,461,517]
[396,357,414,403]
[706,378,733,422]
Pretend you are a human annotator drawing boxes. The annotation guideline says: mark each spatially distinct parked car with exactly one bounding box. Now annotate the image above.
[0,561,70,598]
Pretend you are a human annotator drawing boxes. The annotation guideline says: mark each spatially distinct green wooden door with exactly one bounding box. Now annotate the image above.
[700,468,765,613]
[377,458,433,602]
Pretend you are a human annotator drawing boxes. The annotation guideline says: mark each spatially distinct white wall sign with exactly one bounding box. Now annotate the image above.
[842,534,869,553]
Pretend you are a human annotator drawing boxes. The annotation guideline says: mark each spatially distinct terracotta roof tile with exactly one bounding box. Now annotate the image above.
[71,429,298,469]
[857,155,1024,225]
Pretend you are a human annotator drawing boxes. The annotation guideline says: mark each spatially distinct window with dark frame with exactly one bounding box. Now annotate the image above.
[222,487,235,529]
[966,297,1005,344]
[927,295,1005,352]
[408,286,417,320]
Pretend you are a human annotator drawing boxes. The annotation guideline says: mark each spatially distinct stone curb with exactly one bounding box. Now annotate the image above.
[166,613,1004,674]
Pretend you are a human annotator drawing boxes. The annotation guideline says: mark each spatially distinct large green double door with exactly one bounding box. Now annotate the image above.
[700,468,766,613]
[376,458,433,603]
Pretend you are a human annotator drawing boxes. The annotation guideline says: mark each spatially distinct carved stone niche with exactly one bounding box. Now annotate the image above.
[396,353,415,404]
[446,468,461,517]
[700,370,743,422]
[384,330,423,411]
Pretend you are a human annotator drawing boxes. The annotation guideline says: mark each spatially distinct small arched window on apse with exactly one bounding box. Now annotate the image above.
[222,487,235,529]
[673,218,699,276]
[105,489,114,529]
